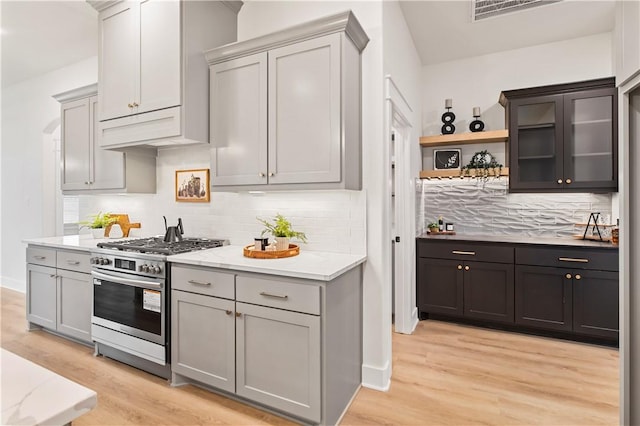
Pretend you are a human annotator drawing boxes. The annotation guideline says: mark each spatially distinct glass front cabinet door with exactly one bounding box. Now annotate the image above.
[502,78,617,193]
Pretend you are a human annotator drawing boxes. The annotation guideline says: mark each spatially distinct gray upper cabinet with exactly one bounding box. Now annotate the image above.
[206,11,369,191]
[90,0,239,150]
[53,84,156,194]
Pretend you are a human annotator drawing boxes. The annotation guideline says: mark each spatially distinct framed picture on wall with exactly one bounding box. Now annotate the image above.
[433,149,461,170]
[175,169,210,202]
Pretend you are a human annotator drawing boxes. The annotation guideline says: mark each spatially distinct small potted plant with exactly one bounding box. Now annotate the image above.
[427,222,439,234]
[80,212,117,238]
[258,213,307,251]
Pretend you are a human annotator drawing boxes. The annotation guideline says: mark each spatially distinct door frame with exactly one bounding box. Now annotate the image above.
[385,76,418,335]
[619,71,640,426]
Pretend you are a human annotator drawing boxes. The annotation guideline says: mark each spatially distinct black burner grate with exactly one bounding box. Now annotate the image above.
[97,237,227,255]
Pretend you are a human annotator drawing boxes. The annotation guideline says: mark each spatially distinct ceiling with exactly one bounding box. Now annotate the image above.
[400,0,616,65]
[0,1,617,89]
[1,1,98,88]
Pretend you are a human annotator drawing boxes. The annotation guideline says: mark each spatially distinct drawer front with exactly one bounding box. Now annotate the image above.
[172,265,235,299]
[417,241,514,264]
[236,275,320,315]
[26,247,56,268]
[56,250,91,273]
[516,247,618,271]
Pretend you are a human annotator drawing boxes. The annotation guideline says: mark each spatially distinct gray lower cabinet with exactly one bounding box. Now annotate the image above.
[235,301,321,422]
[171,289,235,392]
[171,264,362,425]
[26,245,92,343]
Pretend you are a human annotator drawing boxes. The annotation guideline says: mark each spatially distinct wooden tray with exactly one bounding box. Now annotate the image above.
[243,244,300,259]
[572,235,612,242]
[427,230,456,235]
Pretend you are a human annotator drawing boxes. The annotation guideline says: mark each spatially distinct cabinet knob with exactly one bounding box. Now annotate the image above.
[132,102,139,107]
[464,265,470,271]
[575,274,581,280]
[235,312,242,317]
[225,310,232,315]
[269,172,275,177]
[565,178,572,184]
[457,265,462,270]
[85,181,90,185]
[557,179,563,184]
[259,173,265,178]
[128,103,133,108]
[565,273,572,279]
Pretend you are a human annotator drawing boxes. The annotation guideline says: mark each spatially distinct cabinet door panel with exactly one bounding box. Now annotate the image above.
[509,95,564,191]
[26,264,57,329]
[563,88,617,191]
[171,290,235,392]
[88,96,125,190]
[268,33,341,184]
[61,98,91,190]
[464,261,514,323]
[57,269,92,343]
[417,258,463,317]
[138,0,181,114]
[515,265,572,331]
[99,1,137,121]
[573,270,619,340]
[236,302,320,423]
[210,53,268,186]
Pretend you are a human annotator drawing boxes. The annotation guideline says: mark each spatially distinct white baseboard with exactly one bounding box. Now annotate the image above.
[1,276,25,293]
[362,361,391,391]
[410,307,419,333]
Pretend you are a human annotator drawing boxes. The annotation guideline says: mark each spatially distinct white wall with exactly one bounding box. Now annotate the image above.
[421,32,613,170]
[0,57,98,291]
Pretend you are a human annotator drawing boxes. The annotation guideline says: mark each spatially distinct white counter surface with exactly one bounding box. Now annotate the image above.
[23,236,366,281]
[168,245,367,281]
[1,349,97,425]
[22,234,109,251]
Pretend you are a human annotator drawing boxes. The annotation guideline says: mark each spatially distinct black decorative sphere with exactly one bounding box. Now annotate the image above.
[469,119,485,132]
[441,111,456,124]
[441,123,455,134]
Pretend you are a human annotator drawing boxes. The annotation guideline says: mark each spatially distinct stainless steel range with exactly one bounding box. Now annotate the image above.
[90,237,227,378]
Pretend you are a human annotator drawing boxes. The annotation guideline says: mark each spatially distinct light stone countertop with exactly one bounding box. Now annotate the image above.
[1,349,97,425]
[23,236,367,281]
[167,245,367,281]
[417,233,618,249]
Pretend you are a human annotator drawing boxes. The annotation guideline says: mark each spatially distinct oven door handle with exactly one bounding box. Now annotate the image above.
[91,270,163,290]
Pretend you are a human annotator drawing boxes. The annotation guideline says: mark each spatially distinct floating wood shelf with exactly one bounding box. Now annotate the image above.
[420,167,509,180]
[419,129,508,147]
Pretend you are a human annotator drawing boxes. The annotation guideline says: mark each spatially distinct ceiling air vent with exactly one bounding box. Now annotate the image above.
[473,0,562,21]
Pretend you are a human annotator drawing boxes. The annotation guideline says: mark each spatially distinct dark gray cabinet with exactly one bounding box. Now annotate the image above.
[500,78,617,193]
[416,242,514,323]
[417,237,619,344]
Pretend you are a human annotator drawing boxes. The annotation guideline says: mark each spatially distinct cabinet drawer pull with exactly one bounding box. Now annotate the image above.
[187,280,211,286]
[557,179,563,184]
[236,312,242,317]
[34,256,46,260]
[558,257,589,263]
[464,265,470,271]
[225,310,232,315]
[66,260,81,265]
[565,178,572,184]
[452,250,475,256]
[457,265,462,270]
[565,273,572,279]
[49,274,57,278]
[575,274,582,280]
[259,291,288,300]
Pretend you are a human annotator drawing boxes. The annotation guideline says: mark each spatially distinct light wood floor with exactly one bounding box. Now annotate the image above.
[1,287,618,425]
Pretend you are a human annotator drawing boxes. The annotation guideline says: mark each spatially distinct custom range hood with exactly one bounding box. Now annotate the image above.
[89,0,242,150]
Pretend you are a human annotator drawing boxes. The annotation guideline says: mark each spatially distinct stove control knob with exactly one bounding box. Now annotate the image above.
[101,258,111,265]
[153,266,162,274]
[90,257,96,264]
[141,264,149,273]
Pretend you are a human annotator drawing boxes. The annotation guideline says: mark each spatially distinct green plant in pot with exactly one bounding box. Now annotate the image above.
[258,213,307,251]
[427,222,439,233]
[80,212,117,238]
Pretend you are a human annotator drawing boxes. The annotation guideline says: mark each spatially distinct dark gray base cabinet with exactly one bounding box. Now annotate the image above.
[417,238,619,344]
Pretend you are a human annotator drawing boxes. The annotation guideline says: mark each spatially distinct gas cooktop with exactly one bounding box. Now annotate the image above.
[97,237,228,255]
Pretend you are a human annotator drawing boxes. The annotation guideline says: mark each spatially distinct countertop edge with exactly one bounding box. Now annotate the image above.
[416,234,618,249]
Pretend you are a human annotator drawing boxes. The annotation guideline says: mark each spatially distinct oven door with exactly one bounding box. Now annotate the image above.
[91,269,165,345]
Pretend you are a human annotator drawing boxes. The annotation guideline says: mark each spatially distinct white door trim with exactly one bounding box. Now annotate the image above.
[385,75,418,335]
